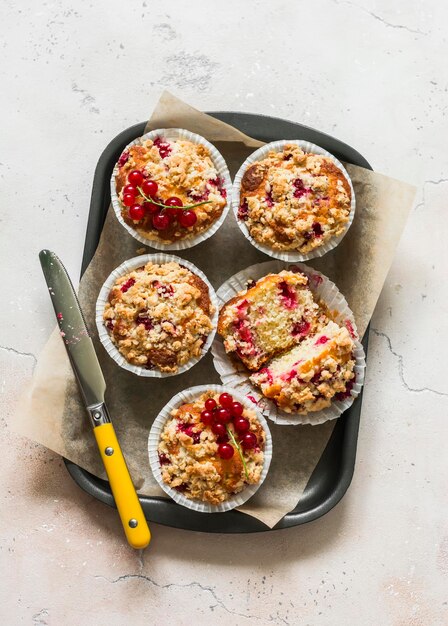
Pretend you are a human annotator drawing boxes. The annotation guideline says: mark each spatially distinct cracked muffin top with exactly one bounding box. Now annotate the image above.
[237,143,352,254]
[103,260,215,373]
[157,390,266,505]
[115,135,228,243]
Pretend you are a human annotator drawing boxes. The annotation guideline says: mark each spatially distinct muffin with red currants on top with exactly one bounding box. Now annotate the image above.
[156,390,268,505]
[113,132,230,246]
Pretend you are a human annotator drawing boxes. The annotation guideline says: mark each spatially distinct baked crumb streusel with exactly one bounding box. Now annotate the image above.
[238,143,352,254]
[103,261,215,373]
[250,321,356,414]
[115,136,227,243]
[217,269,357,416]
[157,390,266,504]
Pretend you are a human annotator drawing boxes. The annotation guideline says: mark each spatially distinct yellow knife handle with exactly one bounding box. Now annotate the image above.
[93,423,151,549]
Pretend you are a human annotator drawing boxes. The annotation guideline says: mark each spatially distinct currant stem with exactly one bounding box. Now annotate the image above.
[137,187,212,211]
[226,425,249,480]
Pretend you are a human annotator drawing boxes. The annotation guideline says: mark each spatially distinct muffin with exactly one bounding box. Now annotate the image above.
[114,132,228,244]
[216,268,359,417]
[217,270,324,371]
[237,143,352,254]
[156,389,267,504]
[103,260,215,373]
[249,321,356,414]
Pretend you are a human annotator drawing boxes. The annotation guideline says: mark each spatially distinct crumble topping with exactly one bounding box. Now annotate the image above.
[115,136,227,243]
[238,144,352,253]
[103,261,215,373]
[157,391,266,504]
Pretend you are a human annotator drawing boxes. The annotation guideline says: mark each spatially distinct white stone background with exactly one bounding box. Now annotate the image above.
[1,0,447,624]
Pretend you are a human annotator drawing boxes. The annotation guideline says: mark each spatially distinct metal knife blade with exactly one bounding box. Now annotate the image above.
[39,249,106,409]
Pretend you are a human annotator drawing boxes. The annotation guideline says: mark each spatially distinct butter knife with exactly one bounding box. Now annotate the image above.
[39,249,151,550]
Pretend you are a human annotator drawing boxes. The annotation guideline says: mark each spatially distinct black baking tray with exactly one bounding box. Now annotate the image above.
[65,112,370,533]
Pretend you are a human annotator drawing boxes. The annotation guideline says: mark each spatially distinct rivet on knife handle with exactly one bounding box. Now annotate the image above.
[93,420,151,549]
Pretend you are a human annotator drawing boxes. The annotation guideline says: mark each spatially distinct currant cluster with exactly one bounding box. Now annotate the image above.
[200,392,258,460]
[121,169,200,231]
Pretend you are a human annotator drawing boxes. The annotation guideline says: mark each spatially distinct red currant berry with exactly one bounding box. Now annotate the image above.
[142,179,158,197]
[165,196,183,207]
[164,206,180,220]
[123,193,136,207]
[123,184,137,195]
[179,210,197,228]
[218,443,234,460]
[216,408,232,423]
[212,422,226,438]
[152,213,171,230]
[200,410,214,426]
[217,433,229,444]
[143,201,159,214]
[129,204,145,221]
[128,170,144,186]
[233,417,250,433]
[231,401,244,417]
[219,393,233,408]
[241,432,257,450]
[117,150,130,167]
[205,398,217,411]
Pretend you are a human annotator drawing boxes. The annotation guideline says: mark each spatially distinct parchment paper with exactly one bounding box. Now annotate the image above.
[13,92,416,528]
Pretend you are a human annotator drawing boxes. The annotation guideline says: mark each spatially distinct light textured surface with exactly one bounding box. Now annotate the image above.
[1,1,447,624]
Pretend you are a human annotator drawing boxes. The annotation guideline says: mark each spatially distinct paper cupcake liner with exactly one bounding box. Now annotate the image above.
[211,260,366,426]
[96,254,219,378]
[110,128,232,251]
[232,140,356,262]
[148,384,273,513]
